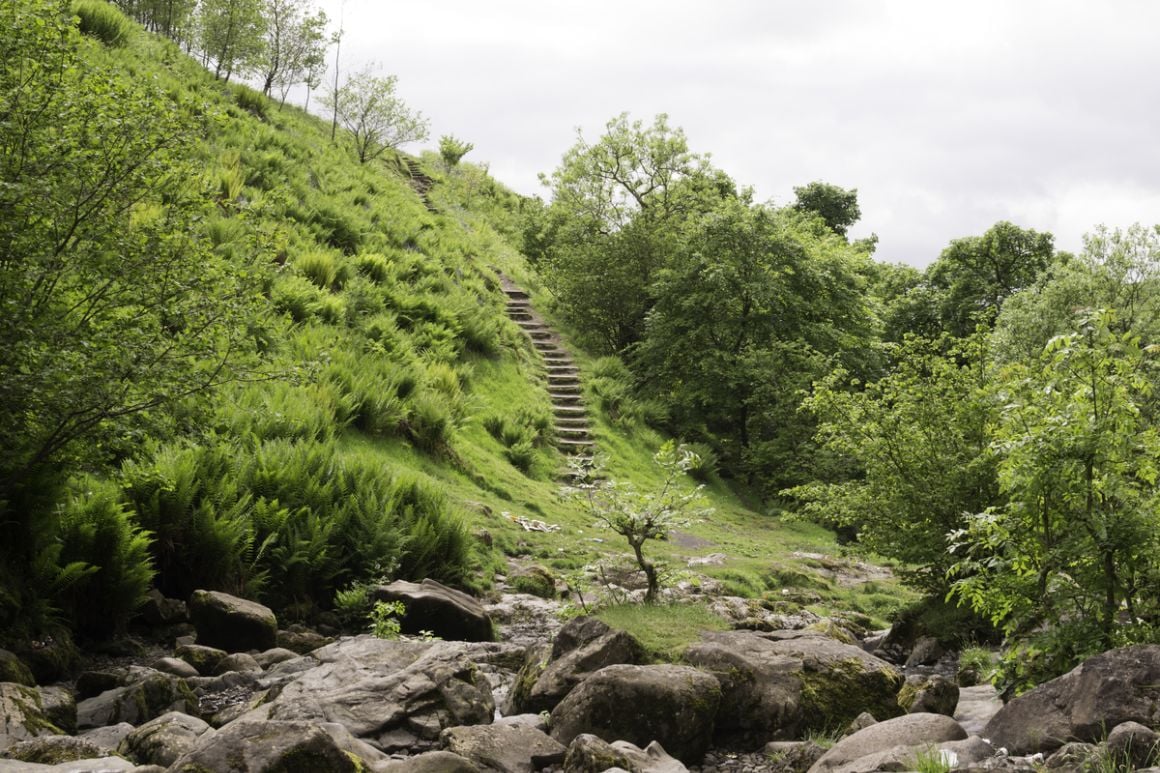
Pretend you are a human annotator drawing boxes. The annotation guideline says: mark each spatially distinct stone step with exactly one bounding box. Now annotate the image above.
[509,310,534,321]
[549,393,584,406]
[556,427,592,439]
[528,330,554,341]
[505,290,530,301]
[555,421,590,432]
[559,438,596,453]
[548,375,581,387]
[553,405,587,416]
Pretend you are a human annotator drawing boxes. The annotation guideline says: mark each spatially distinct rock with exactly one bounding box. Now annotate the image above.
[212,652,262,675]
[173,644,226,675]
[0,652,34,688]
[898,674,958,716]
[683,630,903,746]
[75,670,197,730]
[149,658,198,679]
[167,719,364,772]
[843,712,877,737]
[440,723,566,772]
[803,620,858,646]
[252,648,298,669]
[494,714,549,733]
[117,711,213,767]
[904,636,944,668]
[0,756,136,771]
[610,741,688,773]
[1044,741,1099,769]
[33,689,73,737]
[11,639,76,686]
[505,617,644,715]
[1107,720,1160,769]
[509,565,558,599]
[548,664,721,765]
[763,740,826,772]
[276,627,331,654]
[808,713,967,772]
[372,750,481,772]
[0,735,111,764]
[139,589,188,626]
[372,579,494,642]
[0,683,62,750]
[237,637,495,752]
[188,590,277,653]
[983,644,1160,755]
[954,684,1003,737]
[563,734,635,773]
[78,724,134,752]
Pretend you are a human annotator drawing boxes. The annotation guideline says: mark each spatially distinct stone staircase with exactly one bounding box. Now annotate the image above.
[500,278,595,464]
[401,157,437,212]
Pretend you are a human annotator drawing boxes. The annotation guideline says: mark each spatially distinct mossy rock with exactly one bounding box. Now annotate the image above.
[0,648,35,686]
[510,566,557,599]
[0,682,65,748]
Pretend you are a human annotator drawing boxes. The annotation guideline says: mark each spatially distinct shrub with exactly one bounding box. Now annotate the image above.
[356,252,392,283]
[217,382,336,442]
[271,273,326,323]
[72,0,132,46]
[232,84,267,119]
[294,250,344,290]
[55,477,154,638]
[681,441,719,482]
[369,600,405,639]
[404,391,453,453]
[309,204,363,254]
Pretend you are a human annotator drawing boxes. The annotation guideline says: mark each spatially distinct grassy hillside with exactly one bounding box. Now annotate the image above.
[0,2,913,650]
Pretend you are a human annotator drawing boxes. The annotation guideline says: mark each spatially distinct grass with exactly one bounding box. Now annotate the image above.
[594,602,731,662]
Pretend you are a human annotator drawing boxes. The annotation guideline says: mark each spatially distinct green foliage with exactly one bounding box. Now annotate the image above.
[232,83,268,118]
[791,180,861,238]
[956,646,996,687]
[324,66,429,163]
[594,602,729,662]
[439,135,474,167]
[950,310,1160,668]
[788,335,996,591]
[72,0,133,46]
[368,600,405,639]
[566,442,711,602]
[908,747,952,773]
[198,0,266,81]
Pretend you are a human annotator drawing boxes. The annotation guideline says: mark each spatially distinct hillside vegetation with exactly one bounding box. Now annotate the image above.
[0,0,895,661]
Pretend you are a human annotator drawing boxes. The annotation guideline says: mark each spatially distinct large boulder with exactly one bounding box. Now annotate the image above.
[372,580,494,642]
[238,637,496,753]
[549,664,721,765]
[0,683,62,751]
[188,590,277,653]
[1,736,113,765]
[983,644,1160,755]
[683,630,903,746]
[75,669,197,730]
[440,723,566,772]
[808,713,967,772]
[167,720,365,772]
[373,750,481,772]
[562,734,689,773]
[118,711,213,767]
[0,756,136,771]
[0,652,34,688]
[897,674,958,716]
[505,617,645,715]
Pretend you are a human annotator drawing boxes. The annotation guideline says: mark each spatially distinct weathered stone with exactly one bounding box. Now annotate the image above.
[493,714,548,733]
[117,711,213,767]
[904,636,944,668]
[188,590,277,653]
[276,627,331,655]
[0,756,136,771]
[173,644,226,676]
[75,670,197,730]
[763,740,826,772]
[0,735,111,765]
[808,713,967,772]
[0,652,35,688]
[139,589,188,626]
[77,723,134,753]
[506,618,644,715]
[238,637,495,753]
[252,648,298,669]
[372,579,494,642]
[33,688,73,737]
[440,723,566,772]
[1107,720,1160,769]
[371,750,481,772]
[684,630,903,746]
[1044,741,1099,769]
[509,565,558,599]
[897,674,958,716]
[609,741,688,773]
[149,658,198,679]
[549,664,721,765]
[983,644,1160,755]
[167,720,363,772]
[563,733,635,773]
[0,683,61,751]
[843,712,877,737]
[212,652,262,676]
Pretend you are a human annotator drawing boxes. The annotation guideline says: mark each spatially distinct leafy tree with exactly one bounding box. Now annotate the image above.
[259,0,328,98]
[540,113,728,352]
[0,0,264,631]
[324,66,429,163]
[438,134,474,167]
[198,0,266,81]
[636,202,874,494]
[951,311,1160,667]
[566,443,709,603]
[792,180,861,238]
[787,335,997,591]
[927,221,1058,337]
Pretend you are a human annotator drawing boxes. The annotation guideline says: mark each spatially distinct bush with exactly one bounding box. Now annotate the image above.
[232,84,267,119]
[681,442,719,482]
[72,0,132,46]
[54,477,155,638]
[294,250,347,290]
[404,391,453,453]
[271,274,327,323]
[356,252,393,283]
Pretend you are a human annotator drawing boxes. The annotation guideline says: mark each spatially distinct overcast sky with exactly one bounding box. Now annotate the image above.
[305,1,1160,267]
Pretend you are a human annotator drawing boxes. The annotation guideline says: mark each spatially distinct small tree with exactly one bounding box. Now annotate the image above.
[438,134,474,167]
[323,66,429,163]
[565,443,710,603]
